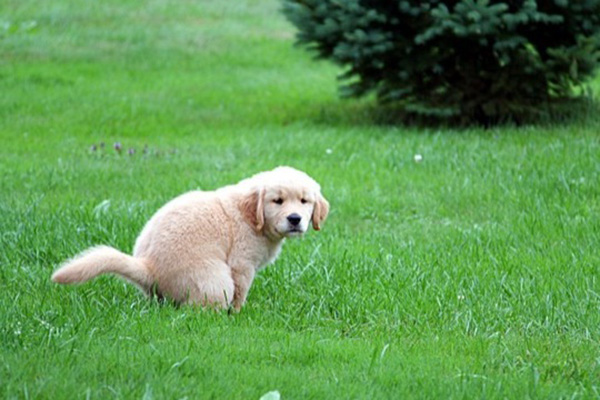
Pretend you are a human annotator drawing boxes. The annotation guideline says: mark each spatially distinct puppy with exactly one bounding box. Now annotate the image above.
[51,166,329,310]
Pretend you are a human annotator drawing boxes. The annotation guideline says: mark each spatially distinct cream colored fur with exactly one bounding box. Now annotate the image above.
[51,166,329,310]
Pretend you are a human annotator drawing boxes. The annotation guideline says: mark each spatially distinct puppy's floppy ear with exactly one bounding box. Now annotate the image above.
[239,187,265,232]
[312,192,329,231]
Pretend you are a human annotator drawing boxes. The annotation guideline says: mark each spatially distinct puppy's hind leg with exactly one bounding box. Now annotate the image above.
[170,261,235,310]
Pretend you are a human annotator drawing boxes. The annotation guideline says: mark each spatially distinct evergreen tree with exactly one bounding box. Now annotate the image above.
[282,0,600,123]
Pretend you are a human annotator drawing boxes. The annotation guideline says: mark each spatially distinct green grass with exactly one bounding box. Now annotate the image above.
[2,0,600,398]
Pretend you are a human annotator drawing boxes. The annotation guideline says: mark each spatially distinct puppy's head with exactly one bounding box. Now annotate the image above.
[240,167,329,240]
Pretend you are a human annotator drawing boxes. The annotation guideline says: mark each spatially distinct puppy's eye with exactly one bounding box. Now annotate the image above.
[273,198,284,205]
[300,198,307,204]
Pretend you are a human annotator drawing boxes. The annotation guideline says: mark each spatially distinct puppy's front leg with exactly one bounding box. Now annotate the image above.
[231,266,255,311]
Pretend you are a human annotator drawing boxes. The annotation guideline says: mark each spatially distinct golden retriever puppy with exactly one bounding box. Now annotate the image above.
[51,166,329,310]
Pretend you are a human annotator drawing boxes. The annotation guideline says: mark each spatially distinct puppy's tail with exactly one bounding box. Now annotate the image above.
[51,245,152,291]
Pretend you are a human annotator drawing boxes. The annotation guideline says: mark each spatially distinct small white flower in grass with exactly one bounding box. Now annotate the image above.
[457,294,465,301]
[413,154,423,163]
[260,391,280,400]
[325,148,333,155]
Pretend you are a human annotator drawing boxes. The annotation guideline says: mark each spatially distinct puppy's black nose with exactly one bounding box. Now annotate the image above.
[287,213,302,226]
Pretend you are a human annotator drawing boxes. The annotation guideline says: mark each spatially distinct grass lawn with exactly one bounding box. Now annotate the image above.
[2,0,600,398]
